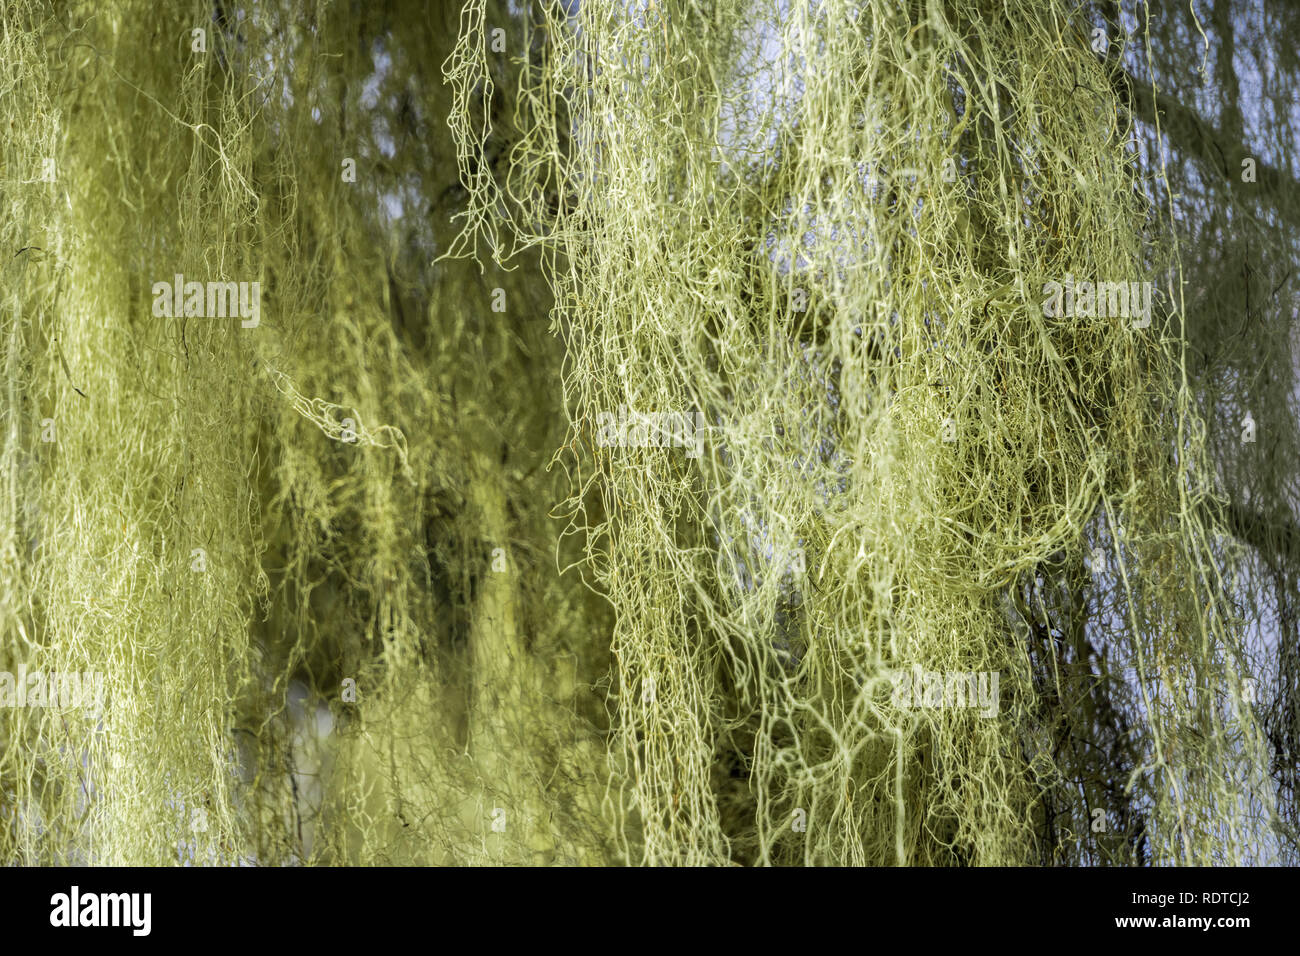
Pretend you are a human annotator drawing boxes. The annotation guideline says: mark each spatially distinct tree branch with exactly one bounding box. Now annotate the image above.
[1222,500,1300,566]
[1107,62,1300,224]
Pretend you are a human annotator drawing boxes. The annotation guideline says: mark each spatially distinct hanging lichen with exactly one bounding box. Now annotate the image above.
[1,0,1296,867]
[445,0,1281,865]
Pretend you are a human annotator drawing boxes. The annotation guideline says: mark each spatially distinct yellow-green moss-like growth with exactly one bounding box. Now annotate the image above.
[446,0,1277,865]
[1,0,611,866]
[0,0,1290,867]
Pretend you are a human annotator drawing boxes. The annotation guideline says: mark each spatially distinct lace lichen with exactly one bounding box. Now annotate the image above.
[0,0,1292,867]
